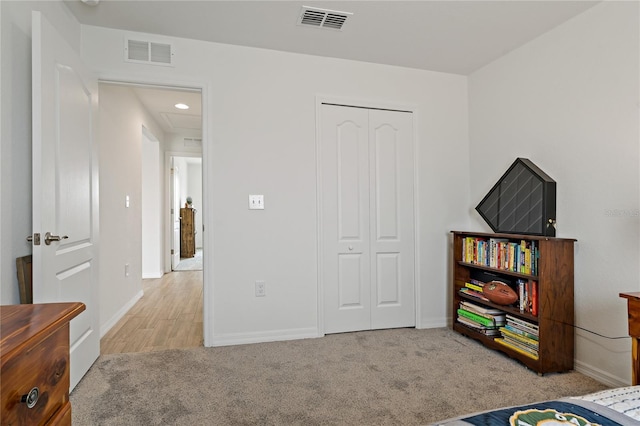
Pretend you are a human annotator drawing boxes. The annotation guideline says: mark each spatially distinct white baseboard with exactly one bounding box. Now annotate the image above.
[142,271,163,279]
[209,327,319,347]
[100,290,144,338]
[417,318,448,329]
[574,359,629,388]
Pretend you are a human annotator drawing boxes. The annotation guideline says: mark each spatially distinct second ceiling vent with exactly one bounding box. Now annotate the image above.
[298,6,352,31]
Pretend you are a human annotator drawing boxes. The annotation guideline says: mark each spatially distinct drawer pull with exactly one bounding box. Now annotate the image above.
[21,387,39,409]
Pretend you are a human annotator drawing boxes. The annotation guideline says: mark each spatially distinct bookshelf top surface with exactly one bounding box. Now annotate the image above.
[452,230,576,242]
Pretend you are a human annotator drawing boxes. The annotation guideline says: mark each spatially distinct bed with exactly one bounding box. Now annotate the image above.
[433,386,640,425]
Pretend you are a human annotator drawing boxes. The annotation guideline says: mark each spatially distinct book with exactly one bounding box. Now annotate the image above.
[508,323,539,337]
[457,308,499,327]
[530,241,536,275]
[504,324,539,341]
[489,238,508,268]
[500,327,539,347]
[531,281,538,316]
[518,280,526,313]
[460,301,504,316]
[506,314,539,331]
[500,334,539,354]
[457,317,501,336]
[464,282,484,292]
[459,304,506,326]
[502,337,538,353]
[495,338,539,360]
[459,288,490,302]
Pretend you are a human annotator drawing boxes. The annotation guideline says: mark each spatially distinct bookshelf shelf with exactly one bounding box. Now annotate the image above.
[457,261,539,280]
[451,231,576,375]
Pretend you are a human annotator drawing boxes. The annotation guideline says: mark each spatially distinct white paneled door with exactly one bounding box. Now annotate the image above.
[321,104,415,334]
[31,11,100,390]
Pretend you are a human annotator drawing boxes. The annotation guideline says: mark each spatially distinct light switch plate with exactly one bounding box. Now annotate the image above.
[249,194,264,210]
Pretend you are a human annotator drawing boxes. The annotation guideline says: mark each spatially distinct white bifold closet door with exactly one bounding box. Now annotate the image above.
[321,104,415,334]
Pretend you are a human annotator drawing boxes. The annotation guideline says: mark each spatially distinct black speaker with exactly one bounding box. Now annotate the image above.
[476,158,556,237]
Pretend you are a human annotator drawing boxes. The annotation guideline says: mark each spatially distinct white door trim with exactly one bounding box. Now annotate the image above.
[315,95,421,336]
[96,75,213,347]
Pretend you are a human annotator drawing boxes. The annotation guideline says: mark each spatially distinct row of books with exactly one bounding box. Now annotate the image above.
[462,237,539,275]
[517,279,538,316]
[494,314,539,360]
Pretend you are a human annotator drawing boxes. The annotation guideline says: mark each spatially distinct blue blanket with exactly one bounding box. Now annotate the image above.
[462,400,621,425]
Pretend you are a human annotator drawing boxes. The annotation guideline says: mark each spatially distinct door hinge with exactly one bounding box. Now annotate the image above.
[171,249,174,255]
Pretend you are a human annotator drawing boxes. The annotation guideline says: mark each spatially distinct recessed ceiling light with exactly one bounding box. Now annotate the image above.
[174,103,189,110]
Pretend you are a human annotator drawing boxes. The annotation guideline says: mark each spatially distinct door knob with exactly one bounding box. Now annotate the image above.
[44,232,68,245]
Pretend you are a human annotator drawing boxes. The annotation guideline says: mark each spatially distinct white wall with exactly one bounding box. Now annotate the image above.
[142,129,163,278]
[0,1,82,304]
[469,1,639,386]
[98,83,165,332]
[81,25,470,345]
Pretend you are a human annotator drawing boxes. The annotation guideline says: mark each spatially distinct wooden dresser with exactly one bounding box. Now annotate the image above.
[620,292,640,385]
[1,302,85,425]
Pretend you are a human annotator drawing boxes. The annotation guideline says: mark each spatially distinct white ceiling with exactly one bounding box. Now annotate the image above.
[130,85,202,136]
[66,0,599,75]
[71,0,601,136]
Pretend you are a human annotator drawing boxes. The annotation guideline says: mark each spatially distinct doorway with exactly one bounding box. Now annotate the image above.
[98,81,205,352]
[170,155,203,272]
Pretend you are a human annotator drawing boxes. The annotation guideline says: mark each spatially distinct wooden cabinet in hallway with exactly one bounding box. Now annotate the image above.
[180,207,196,258]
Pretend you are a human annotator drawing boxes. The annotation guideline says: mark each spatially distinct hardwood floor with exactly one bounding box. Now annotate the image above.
[100,271,203,354]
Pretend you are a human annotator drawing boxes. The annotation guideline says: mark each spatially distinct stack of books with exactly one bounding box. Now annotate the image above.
[495,314,539,360]
[459,279,489,302]
[456,301,505,337]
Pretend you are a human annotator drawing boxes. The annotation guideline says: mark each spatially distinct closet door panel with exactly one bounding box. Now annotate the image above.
[321,104,371,334]
[369,110,415,329]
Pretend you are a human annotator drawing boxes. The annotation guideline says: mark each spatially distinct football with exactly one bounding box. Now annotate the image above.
[483,281,518,305]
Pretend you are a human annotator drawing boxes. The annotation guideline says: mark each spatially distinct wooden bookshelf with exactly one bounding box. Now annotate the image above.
[451,231,576,375]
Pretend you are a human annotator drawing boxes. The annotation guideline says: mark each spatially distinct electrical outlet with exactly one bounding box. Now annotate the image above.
[255,280,266,297]
[125,263,130,277]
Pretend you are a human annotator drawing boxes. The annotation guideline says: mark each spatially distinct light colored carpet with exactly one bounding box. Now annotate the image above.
[174,249,202,271]
[70,327,609,425]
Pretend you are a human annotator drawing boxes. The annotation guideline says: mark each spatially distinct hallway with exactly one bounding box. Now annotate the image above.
[100,271,203,354]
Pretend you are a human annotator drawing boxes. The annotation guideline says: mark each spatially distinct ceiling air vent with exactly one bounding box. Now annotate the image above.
[124,38,174,66]
[183,138,202,148]
[298,6,352,31]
